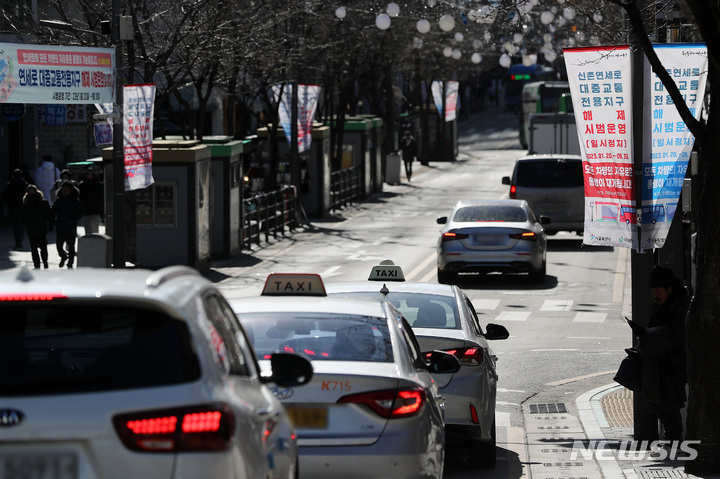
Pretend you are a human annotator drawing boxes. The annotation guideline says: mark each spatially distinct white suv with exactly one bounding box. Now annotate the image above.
[0,265,312,479]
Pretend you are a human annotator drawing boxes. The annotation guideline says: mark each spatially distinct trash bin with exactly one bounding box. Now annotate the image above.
[385,153,401,185]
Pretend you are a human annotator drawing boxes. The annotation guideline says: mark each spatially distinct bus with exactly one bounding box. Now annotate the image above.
[519,81,570,149]
[504,63,556,113]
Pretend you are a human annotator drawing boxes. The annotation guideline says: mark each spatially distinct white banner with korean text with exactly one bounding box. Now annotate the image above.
[0,42,115,104]
[641,44,707,248]
[123,84,155,191]
[564,46,636,249]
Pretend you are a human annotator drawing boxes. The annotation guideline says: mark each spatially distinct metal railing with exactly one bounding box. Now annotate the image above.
[330,166,362,212]
[242,186,299,249]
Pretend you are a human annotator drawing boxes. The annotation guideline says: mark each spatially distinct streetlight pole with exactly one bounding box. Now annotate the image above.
[110,0,125,268]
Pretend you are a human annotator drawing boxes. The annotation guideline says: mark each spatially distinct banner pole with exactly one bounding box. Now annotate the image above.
[630,39,658,442]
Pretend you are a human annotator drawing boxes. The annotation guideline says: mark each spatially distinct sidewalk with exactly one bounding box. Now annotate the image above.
[0,222,104,271]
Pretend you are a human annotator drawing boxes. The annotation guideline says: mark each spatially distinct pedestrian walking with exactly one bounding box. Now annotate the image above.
[21,185,52,269]
[78,169,104,234]
[627,266,690,441]
[51,169,77,204]
[35,155,61,205]
[51,181,84,268]
[400,130,418,182]
[2,169,29,248]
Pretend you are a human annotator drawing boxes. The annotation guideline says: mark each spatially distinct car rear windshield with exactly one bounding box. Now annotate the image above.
[236,313,394,362]
[516,159,583,187]
[326,292,461,330]
[453,206,527,223]
[0,304,201,397]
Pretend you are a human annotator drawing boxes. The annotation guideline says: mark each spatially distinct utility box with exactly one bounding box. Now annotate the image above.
[528,113,580,155]
[340,118,373,197]
[205,137,244,259]
[77,234,112,268]
[385,153,401,185]
[356,115,384,192]
[118,140,212,270]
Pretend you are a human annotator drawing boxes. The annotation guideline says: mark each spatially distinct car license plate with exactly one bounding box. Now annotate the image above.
[473,234,503,245]
[0,454,78,479]
[285,406,327,429]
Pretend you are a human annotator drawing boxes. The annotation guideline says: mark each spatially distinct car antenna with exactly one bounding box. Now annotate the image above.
[380,284,389,298]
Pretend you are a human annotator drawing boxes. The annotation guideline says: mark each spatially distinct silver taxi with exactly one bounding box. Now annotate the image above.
[0,266,311,479]
[230,273,461,479]
[325,261,509,468]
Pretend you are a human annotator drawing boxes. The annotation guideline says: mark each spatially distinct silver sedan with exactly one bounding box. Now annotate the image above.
[436,198,550,284]
[230,273,461,479]
[325,262,509,468]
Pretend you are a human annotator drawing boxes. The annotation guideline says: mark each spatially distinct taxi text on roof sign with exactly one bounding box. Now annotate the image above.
[367,260,405,282]
[262,273,327,296]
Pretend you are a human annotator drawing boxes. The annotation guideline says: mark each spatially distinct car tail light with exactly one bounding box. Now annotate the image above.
[509,231,537,241]
[442,232,469,241]
[113,404,234,452]
[509,185,517,198]
[427,347,484,366]
[338,388,426,418]
[0,293,68,301]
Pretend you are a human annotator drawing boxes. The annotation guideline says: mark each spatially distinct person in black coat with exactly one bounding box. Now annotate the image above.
[2,169,28,248]
[51,181,84,268]
[78,170,104,234]
[20,185,52,269]
[630,266,690,441]
[400,130,418,182]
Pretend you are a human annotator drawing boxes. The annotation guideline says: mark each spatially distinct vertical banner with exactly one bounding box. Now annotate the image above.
[431,80,459,121]
[298,85,321,153]
[564,46,636,249]
[642,44,707,248]
[274,83,321,153]
[123,84,155,191]
[93,102,113,147]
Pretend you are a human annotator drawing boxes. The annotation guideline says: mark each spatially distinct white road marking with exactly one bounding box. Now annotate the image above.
[497,388,526,393]
[496,411,511,428]
[572,312,607,322]
[406,252,437,281]
[473,299,501,310]
[495,311,531,321]
[540,300,573,311]
[319,266,342,278]
[546,370,616,386]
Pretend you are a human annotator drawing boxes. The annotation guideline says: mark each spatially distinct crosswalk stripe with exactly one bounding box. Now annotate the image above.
[572,312,607,322]
[540,300,573,311]
[495,311,531,322]
[473,299,501,310]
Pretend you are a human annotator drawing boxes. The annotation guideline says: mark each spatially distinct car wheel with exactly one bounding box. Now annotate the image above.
[437,268,457,284]
[529,262,546,283]
[470,419,497,468]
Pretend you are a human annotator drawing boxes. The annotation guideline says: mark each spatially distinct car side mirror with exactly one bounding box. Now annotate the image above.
[485,323,510,340]
[424,350,461,374]
[540,216,551,225]
[437,216,448,225]
[262,352,314,386]
[502,176,511,185]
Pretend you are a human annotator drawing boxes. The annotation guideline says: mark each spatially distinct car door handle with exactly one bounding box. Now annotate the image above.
[255,407,277,418]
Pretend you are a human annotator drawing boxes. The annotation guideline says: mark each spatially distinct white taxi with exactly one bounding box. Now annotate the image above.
[0,265,311,479]
[230,273,461,479]
[325,261,509,468]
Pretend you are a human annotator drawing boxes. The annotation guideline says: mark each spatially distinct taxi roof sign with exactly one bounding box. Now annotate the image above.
[368,260,405,282]
[261,273,327,296]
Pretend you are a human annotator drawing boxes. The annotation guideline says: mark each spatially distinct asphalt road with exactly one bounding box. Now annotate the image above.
[206,106,633,478]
